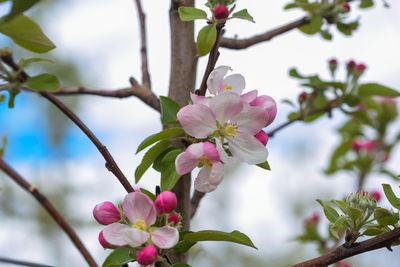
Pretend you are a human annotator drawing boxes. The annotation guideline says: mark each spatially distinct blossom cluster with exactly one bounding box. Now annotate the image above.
[175,66,277,193]
[93,190,180,266]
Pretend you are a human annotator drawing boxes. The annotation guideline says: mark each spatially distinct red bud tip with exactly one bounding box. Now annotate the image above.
[304,212,320,225]
[342,3,350,12]
[311,91,318,98]
[214,5,229,20]
[168,214,180,226]
[347,60,356,70]
[137,245,158,266]
[299,92,308,102]
[370,190,381,202]
[329,58,338,66]
[356,63,367,72]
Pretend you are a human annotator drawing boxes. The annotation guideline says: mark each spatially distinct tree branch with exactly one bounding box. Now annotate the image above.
[134,0,151,88]
[0,51,134,193]
[292,227,400,267]
[220,17,308,50]
[190,190,205,218]
[0,257,55,267]
[0,158,98,267]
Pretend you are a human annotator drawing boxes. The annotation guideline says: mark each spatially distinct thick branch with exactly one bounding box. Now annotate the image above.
[134,0,151,88]
[220,17,308,50]
[52,83,161,112]
[0,52,134,193]
[293,227,400,267]
[0,158,98,267]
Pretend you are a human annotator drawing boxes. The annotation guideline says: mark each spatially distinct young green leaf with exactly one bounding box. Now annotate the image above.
[358,83,400,97]
[231,9,255,23]
[316,199,339,223]
[160,96,181,124]
[102,247,135,267]
[26,73,60,91]
[347,206,363,223]
[136,127,184,154]
[178,7,207,21]
[140,188,156,201]
[329,216,347,239]
[197,24,217,57]
[360,0,374,8]
[1,0,40,22]
[382,184,400,210]
[184,230,257,249]
[172,264,191,267]
[18,57,54,69]
[363,225,390,236]
[256,160,271,171]
[374,207,398,226]
[336,21,358,36]
[0,14,56,53]
[135,139,172,183]
[298,14,322,35]
[159,149,183,191]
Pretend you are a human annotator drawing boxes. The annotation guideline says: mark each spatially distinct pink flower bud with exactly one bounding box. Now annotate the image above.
[335,261,352,267]
[137,245,158,266]
[356,63,367,73]
[254,130,269,146]
[98,230,112,249]
[298,92,308,102]
[329,58,338,66]
[347,60,356,71]
[370,190,381,202]
[351,139,375,152]
[214,5,229,20]
[304,212,320,225]
[341,3,350,12]
[155,191,177,214]
[168,214,180,226]
[93,201,121,225]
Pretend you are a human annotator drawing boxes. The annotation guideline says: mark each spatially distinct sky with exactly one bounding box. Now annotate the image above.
[0,0,400,266]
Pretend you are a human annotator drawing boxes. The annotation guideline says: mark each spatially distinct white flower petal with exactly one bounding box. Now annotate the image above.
[151,226,179,249]
[194,162,224,192]
[233,106,267,135]
[175,151,199,175]
[241,90,258,103]
[102,223,130,247]
[209,92,243,122]
[227,133,268,164]
[190,93,210,105]
[207,66,232,95]
[123,192,157,226]
[124,228,150,248]
[177,104,216,138]
[224,74,245,94]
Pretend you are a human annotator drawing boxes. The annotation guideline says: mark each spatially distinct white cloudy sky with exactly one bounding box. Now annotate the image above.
[1,0,400,266]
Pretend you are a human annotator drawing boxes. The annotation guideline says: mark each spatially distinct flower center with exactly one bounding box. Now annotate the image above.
[132,219,147,231]
[222,83,232,91]
[199,155,213,169]
[223,122,238,137]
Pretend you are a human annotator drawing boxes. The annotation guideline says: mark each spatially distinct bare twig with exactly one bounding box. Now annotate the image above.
[190,190,205,218]
[0,158,98,267]
[198,24,224,96]
[0,257,55,267]
[220,17,308,50]
[52,84,161,112]
[134,0,151,88]
[0,51,134,193]
[292,227,400,267]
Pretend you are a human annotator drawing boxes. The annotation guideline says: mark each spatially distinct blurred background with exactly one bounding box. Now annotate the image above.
[0,0,400,266]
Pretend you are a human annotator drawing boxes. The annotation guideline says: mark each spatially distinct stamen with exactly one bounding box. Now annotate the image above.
[132,219,147,231]
[200,155,213,169]
[222,83,232,91]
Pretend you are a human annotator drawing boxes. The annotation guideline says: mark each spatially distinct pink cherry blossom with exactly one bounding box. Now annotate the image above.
[93,201,121,225]
[102,191,179,249]
[177,92,269,164]
[175,142,224,192]
[207,66,246,96]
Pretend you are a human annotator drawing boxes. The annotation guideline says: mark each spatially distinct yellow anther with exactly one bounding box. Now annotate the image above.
[224,122,238,137]
[222,83,232,91]
[200,155,213,169]
[132,219,147,231]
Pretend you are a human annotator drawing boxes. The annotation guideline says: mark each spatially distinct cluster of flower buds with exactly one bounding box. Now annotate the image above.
[346,60,367,77]
[298,91,318,103]
[346,191,377,220]
[351,138,375,152]
[93,190,180,266]
[175,66,277,193]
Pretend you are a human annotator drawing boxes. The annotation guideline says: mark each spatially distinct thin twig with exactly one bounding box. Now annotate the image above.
[0,158,98,267]
[197,24,224,96]
[51,84,161,112]
[292,227,400,267]
[0,51,134,193]
[190,190,205,218]
[220,17,308,49]
[0,257,56,267]
[134,0,151,88]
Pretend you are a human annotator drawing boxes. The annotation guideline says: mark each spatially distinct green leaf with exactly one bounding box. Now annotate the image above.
[320,30,332,40]
[316,199,339,223]
[360,0,374,8]
[178,7,207,21]
[0,14,56,53]
[374,207,398,225]
[102,247,135,267]
[347,206,363,223]
[336,21,358,36]
[197,24,217,57]
[0,136,7,157]
[329,216,347,239]
[160,96,181,124]
[173,264,191,267]
[298,14,322,35]
[380,169,400,181]
[1,0,40,22]
[231,9,255,23]
[363,225,390,236]
[184,230,257,249]
[332,200,347,214]
[174,231,197,253]
[284,3,299,10]
[287,112,299,120]
[18,57,53,69]
[256,160,271,171]
[382,184,400,210]
[25,73,60,91]
[136,128,184,154]
[160,149,183,191]
[135,139,172,183]
[140,188,156,201]
[358,83,400,97]
[303,111,324,123]
[289,68,306,79]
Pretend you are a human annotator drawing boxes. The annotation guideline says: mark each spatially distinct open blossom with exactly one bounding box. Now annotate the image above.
[177,92,269,165]
[240,90,277,126]
[175,142,224,192]
[101,191,179,249]
[207,65,246,96]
